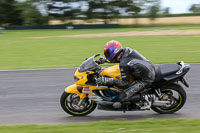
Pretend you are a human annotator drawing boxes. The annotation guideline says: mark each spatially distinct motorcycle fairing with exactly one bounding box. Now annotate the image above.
[65,84,87,99]
[92,89,119,102]
[74,70,94,85]
[101,64,134,83]
[101,65,121,80]
[65,84,108,99]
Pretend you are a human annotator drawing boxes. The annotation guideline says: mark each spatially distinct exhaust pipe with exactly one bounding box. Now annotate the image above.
[152,100,170,106]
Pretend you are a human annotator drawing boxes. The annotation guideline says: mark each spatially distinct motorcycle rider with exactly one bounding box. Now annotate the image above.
[97,40,156,109]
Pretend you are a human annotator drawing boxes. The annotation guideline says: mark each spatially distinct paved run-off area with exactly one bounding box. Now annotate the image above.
[0,64,199,125]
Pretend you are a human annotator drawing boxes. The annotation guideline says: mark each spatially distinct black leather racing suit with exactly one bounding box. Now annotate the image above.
[112,47,155,102]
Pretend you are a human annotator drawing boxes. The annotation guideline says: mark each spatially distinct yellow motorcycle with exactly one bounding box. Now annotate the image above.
[60,54,190,116]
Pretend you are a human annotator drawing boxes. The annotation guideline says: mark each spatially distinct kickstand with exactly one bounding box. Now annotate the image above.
[122,102,131,113]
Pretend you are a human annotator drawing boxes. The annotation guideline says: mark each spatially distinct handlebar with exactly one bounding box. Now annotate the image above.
[96,56,109,64]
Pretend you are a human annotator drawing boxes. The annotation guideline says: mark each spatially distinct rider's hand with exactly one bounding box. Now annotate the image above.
[96,76,114,86]
[96,56,108,64]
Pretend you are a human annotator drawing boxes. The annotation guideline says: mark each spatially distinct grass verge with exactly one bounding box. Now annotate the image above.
[0,29,200,69]
[0,119,200,133]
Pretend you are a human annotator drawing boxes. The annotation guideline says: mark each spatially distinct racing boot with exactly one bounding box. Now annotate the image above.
[119,81,147,103]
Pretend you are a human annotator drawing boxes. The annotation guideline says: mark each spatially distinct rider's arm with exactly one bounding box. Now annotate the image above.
[113,79,130,89]
[96,76,130,89]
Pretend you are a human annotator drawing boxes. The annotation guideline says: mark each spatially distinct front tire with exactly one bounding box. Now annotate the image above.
[60,92,97,116]
[151,83,186,114]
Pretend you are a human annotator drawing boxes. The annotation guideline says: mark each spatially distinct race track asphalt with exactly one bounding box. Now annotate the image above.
[0,64,199,125]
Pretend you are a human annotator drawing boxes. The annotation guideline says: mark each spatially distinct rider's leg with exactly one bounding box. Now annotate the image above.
[118,81,148,102]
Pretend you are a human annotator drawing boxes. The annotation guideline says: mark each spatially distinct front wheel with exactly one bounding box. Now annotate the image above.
[151,83,186,114]
[60,92,97,116]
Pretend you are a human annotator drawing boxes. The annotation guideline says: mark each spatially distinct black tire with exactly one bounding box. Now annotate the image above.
[60,92,97,116]
[151,83,186,114]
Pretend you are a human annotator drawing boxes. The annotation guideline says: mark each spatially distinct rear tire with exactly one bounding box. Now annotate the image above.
[60,92,97,116]
[151,83,186,114]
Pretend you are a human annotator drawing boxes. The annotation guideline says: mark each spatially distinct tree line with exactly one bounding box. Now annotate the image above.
[0,0,200,26]
[43,0,162,24]
[0,0,47,26]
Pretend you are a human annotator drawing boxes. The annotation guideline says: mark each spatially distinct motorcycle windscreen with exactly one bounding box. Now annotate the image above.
[78,56,100,72]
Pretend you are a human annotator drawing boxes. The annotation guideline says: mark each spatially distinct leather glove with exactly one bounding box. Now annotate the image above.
[96,76,114,86]
[96,56,108,64]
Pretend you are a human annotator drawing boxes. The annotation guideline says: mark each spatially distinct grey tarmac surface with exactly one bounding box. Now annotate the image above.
[0,64,199,125]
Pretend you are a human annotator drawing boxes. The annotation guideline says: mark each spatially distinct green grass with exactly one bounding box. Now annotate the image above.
[0,29,200,70]
[0,119,200,133]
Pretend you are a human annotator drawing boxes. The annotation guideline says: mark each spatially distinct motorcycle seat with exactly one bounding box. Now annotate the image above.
[155,63,180,82]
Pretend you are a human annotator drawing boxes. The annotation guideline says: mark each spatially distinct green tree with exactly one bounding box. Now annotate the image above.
[85,0,119,24]
[146,0,161,23]
[85,0,143,24]
[189,4,200,13]
[0,0,22,25]
[163,7,170,14]
[0,0,47,26]
[44,0,86,22]
[0,1,7,25]
[17,1,48,25]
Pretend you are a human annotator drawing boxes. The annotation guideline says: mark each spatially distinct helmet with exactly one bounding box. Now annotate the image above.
[104,40,122,62]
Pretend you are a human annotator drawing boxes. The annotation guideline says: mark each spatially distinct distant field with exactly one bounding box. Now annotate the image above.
[1,119,200,133]
[50,16,200,25]
[0,28,200,70]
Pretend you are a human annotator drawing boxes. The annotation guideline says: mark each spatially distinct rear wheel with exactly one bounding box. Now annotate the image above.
[60,92,97,116]
[151,83,186,114]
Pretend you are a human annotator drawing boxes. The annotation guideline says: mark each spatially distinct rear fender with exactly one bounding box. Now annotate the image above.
[163,65,191,81]
[65,84,86,99]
